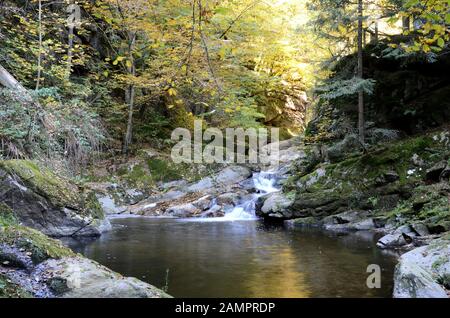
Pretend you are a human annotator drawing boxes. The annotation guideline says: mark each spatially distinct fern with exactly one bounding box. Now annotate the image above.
[315,77,376,100]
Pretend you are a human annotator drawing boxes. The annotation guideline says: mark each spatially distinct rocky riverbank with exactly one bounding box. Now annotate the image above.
[0,160,170,298]
[1,127,449,298]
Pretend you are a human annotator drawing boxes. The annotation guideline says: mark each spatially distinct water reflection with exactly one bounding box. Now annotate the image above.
[62,218,398,298]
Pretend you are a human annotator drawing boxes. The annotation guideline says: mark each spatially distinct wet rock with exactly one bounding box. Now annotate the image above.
[257,192,293,219]
[284,217,323,228]
[192,195,213,211]
[166,203,200,218]
[393,237,450,298]
[321,211,376,231]
[377,233,408,249]
[216,192,241,211]
[165,195,213,217]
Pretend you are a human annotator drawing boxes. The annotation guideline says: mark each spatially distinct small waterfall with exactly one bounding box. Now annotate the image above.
[223,171,280,221]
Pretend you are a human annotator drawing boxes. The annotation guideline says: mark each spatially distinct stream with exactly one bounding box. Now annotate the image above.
[62,172,398,298]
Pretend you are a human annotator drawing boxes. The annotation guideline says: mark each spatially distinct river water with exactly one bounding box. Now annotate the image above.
[64,217,398,298]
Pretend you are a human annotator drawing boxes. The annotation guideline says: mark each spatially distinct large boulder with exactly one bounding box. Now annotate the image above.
[186,165,252,193]
[33,257,171,298]
[393,237,450,298]
[256,192,294,219]
[0,160,110,237]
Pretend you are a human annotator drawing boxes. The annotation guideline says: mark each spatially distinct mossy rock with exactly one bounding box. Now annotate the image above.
[285,130,450,220]
[0,160,79,208]
[0,223,75,264]
[0,160,107,237]
[0,274,33,298]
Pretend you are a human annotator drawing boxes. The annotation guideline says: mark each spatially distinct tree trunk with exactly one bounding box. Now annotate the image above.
[357,0,365,144]
[0,64,27,92]
[67,24,74,79]
[122,33,136,155]
[36,0,42,91]
[371,21,379,43]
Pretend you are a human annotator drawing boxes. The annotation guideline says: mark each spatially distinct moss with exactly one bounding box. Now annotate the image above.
[147,158,183,182]
[0,274,33,298]
[82,191,105,220]
[0,160,79,208]
[0,203,18,227]
[0,224,75,264]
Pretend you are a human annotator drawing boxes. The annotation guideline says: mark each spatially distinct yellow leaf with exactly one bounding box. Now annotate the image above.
[168,88,177,96]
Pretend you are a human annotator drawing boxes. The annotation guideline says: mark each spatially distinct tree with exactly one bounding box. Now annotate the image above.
[35,0,43,91]
[92,0,157,154]
[399,0,449,53]
[357,0,365,144]
[308,0,379,142]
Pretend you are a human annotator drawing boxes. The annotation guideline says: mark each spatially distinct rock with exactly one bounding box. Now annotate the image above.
[393,237,450,298]
[320,211,376,231]
[198,205,225,218]
[33,257,171,298]
[159,180,188,191]
[257,192,294,219]
[394,262,448,298]
[326,134,362,163]
[186,166,251,193]
[216,192,241,209]
[0,160,110,237]
[440,164,450,181]
[411,223,430,237]
[164,195,213,217]
[0,244,31,269]
[165,203,200,218]
[377,233,408,249]
[186,177,214,193]
[324,210,370,224]
[411,153,425,167]
[375,171,400,186]
[284,217,323,228]
[426,161,447,182]
[351,218,377,231]
[395,225,418,239]
[192,195,213,211]
[97,195,127,215]
[214,166,252,186]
